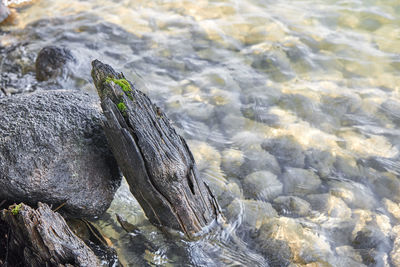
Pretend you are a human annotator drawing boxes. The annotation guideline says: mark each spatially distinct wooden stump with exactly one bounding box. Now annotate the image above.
[91,60,221,238]
[0,203,100,267]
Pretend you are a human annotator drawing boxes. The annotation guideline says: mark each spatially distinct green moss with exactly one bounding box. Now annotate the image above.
[105,77,132,92]
[11,204,22,215]
[117,102,127,113]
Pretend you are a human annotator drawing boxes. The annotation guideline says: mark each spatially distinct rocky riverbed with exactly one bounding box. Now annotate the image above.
[1,0,400,266]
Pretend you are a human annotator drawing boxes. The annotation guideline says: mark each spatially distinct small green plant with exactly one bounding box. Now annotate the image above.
[117,102,127,113]
[105,77,132,92]
[11,203,22,215]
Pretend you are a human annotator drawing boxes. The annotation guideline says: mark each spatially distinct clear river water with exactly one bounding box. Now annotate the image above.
[1,0,400,266]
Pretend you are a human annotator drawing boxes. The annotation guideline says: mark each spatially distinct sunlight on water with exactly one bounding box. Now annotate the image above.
[1,0,400,265]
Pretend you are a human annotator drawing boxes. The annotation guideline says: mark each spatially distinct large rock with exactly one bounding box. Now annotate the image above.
[0,90,121,218]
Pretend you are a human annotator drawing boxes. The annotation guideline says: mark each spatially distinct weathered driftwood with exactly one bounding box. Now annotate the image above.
[91,60,221,238]
[0,202,100,267]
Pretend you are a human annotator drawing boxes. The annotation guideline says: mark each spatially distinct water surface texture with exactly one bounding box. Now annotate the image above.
[1,0,400,266]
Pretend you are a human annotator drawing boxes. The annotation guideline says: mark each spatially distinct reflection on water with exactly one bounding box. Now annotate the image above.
[1,0,400,266]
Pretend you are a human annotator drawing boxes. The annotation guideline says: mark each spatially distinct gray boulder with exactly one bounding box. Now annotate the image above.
[0,90,121,218]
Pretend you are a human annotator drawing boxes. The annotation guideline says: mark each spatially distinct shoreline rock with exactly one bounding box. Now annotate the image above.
[0,90,121,218]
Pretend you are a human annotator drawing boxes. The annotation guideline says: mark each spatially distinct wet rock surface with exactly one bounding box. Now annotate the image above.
[0,90,121,218]
[35,45,76,81]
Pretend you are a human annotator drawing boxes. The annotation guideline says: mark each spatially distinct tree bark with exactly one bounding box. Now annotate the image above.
[91,60,221,239]
[0,202,100,267]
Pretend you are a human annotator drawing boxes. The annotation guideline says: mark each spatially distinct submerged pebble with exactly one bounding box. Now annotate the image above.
[306,193,330,212]
[221,148,245,177]
[242,147,282,176]
[328,180,377,210]
[185,102,215,122]
[272,196,311,217]
[217,181,242,208]
[221,114,248,137]
[334,155,361,179]
[257,217,335,265]
[335,246,365,266]
[262,136,306,169]
[391,226,400,267]
[326,195,352,219]
[187,139,221,171]
[382,198,400,221]
[380,99,400,126]
[242,171,283,202]
[225,199,277,228]
[281,167,321,196]
[305,149,335,179]
[373,172,400,203]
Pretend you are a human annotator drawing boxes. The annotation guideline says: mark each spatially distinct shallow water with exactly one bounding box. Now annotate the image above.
[1,0,400,266]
